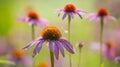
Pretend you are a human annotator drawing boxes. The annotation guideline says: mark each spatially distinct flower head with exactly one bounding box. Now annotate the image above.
[18,10,49,28]
[64,4,76,13]
[28,11,39,21]
[97,8,109,17]
[36,61,49,67]
[41,26,61,41]
[57,4,86,20]
[86,8,116,23]
[8,49,33,66]
[12,49,25,59]
[77,41,85,48]
[23,26,75,60]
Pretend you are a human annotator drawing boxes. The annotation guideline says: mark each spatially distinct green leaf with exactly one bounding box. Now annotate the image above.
[0,59,15,65]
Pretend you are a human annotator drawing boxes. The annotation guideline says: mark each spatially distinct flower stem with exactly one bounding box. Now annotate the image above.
[31,24,35,40]
[31,24,35,67]
[116,63,120,67]
[78,48,82,67]
[50,51,54,67]
[100,17,104,67]
[68,14,72,67]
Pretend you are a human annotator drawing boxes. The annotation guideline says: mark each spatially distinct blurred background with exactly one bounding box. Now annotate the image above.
[0,0,120,67]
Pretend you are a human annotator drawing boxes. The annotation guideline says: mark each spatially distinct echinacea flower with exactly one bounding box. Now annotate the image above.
[18,10,49,28]
[23,26,75,60]
[57,4,86,20]
[8,49,33,67]
[86,8,116,23]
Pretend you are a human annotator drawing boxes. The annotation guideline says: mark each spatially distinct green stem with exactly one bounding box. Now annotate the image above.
[68,14,72,67]
[116,63,120,67]
[100,17,104,67]
[31,24,35,40]
[78,48,82,67]
[31,24,35,67]
[50,51,54,67]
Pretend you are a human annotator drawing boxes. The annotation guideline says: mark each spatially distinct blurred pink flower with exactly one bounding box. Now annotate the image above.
[86,8,116,23]
[90,41,116,60]
[18,10,49,28]
[104,41,116,60]
[57,4,86,20]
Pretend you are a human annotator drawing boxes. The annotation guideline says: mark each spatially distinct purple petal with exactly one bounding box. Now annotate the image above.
[55,41,65,57]
[32,40,45,57]
[62,13,67,20]
[49,41,54,52]
[54,42,59,60]
[60,39,74,54]
[76,13,82,19]
[70,12,74,19]
[23,37,42,50]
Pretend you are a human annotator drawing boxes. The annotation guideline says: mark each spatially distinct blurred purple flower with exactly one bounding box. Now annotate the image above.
[86,8,116,23]
[57,4,86,20]
[23,26,75,60]
[18,10,49,28]
[8,49,33,67]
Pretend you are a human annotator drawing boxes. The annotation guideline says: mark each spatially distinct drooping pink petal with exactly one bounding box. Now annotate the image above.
[103,16,117,23]
[17,17,29,22]
[75,9,87,14]
[86,13,100,22]
[37,18,49,28]
[55,9,64,13]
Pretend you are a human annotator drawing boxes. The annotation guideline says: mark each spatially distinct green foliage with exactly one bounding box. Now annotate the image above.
[0,2,13,36]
